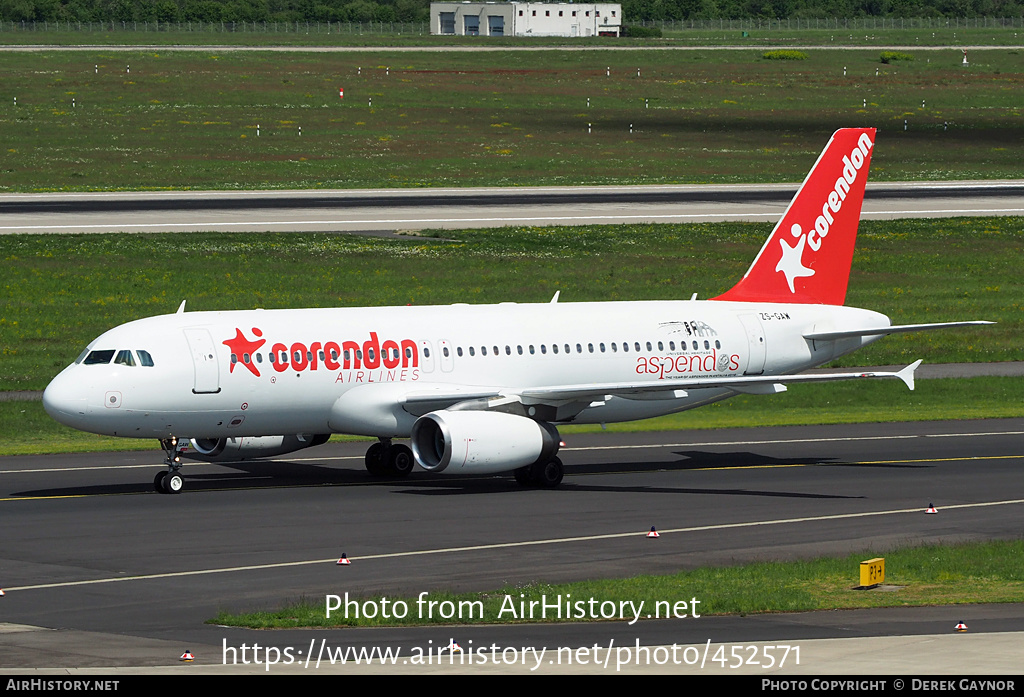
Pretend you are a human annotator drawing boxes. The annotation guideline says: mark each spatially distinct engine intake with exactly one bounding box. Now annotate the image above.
[411,410,560,475]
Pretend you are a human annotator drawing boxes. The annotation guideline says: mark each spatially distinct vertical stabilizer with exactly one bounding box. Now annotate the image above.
[713,128,876,306]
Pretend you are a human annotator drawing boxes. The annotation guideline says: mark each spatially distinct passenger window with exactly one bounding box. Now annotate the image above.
[137,350,154,367]
[84,350,115,365]
[658,342,664,351]
[540,344,547,354]
[704,340,710,350]
[114,349,136,366]
[469,346,475,356]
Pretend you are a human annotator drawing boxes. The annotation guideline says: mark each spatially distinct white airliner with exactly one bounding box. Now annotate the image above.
[43,128,990,493]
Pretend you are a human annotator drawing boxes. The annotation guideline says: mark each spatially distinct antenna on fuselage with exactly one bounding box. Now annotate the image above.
[691,293,698,301]
[176,300,187,314]
[550,291,560,304]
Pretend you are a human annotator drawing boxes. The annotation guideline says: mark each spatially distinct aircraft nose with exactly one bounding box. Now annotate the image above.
[42,371,88,428]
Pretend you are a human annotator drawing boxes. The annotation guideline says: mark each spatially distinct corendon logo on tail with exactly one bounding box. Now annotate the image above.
[776,131,874,294]
[224,328,419,381]
[712,128,876,307]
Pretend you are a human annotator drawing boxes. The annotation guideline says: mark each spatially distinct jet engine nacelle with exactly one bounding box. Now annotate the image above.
[410,410,560,475]
[184,434,331,462]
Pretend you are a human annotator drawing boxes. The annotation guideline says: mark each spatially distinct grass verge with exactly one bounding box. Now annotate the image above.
[209,539,1024,628]
[1,48,1022,191]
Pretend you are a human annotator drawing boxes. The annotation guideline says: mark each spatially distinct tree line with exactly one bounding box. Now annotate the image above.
[0,0,1020,25]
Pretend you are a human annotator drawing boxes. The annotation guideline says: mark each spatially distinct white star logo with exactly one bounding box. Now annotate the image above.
[776,224,815,293]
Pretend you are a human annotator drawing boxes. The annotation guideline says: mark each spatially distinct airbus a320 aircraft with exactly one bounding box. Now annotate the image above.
[44,128,990,494]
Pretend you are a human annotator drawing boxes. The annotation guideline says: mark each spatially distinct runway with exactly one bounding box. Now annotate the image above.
[2,418,1023,673]
[1,180,1023,234]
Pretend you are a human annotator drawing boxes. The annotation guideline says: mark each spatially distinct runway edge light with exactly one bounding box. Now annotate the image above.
[180,650,195,662]
[337,554,351,565]
[647,526,659,538]
[926,502,938,514]
[955,621,968,632]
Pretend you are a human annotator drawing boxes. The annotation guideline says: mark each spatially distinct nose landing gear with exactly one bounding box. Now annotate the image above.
[155,437,185,494]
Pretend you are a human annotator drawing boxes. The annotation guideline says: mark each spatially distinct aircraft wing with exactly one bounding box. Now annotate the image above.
[804,321,993,342]
[517,360,923,403]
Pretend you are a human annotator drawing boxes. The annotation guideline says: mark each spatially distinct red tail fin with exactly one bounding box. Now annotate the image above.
[713,128,876,306]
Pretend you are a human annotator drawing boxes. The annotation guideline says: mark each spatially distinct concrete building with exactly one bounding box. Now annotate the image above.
[431,2,622,37]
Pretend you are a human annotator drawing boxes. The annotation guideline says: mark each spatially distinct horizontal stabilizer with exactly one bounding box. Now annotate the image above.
[804,321,994,342]
[896,359,922,391]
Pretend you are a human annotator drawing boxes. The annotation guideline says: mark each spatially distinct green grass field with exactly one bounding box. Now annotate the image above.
[0,47,1022,190]
[211,539,1024,628]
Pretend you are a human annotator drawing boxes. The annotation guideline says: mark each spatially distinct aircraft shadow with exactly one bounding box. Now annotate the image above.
[11,448,925,499]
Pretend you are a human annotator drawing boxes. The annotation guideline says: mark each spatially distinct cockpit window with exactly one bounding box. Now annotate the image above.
[84,350,115,365]
[114,350,136,367]
[137,350,154,367]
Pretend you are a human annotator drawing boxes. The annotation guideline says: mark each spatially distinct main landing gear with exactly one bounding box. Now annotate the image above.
[155,437,185,494]
[513,456,564,488]
[365,438,414,477]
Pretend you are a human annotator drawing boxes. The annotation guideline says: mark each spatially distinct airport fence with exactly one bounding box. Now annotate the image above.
[0,17,1022,35]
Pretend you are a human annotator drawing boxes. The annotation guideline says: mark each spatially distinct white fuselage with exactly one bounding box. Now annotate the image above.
[43,299,888,440]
